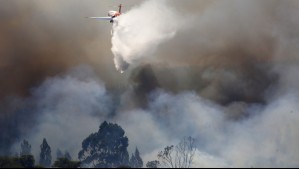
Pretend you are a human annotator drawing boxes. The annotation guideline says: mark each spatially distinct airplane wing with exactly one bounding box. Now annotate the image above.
[86,17,112,20]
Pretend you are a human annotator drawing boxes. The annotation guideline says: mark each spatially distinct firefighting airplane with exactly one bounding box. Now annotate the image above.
[86,4,122,23]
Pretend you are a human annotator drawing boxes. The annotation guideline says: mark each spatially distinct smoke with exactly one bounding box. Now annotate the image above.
[111,0,181,73]
[2,0,299,168]
[10,67,299,167]
[113,0,299,167]
[0,0,136,155]
[0,0,134,101]
[10,66,112,160]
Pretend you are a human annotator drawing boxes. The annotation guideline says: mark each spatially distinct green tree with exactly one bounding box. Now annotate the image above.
[20,140,32,156]
[78,121,129,168]
[52,158,80,168]
[129,148,143,168]
[39,138,52,167]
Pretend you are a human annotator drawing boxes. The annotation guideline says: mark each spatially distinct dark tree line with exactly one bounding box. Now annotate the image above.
[0,138,79,168]
[0,155,35,168]
[1,121,198,168]
[0,121,144,168]
[1,121,197,168]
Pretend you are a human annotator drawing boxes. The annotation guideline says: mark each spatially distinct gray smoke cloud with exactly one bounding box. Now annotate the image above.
[117,92,299,167]
[11,66,112,160]
[2,0,299,167]
[0,0,139,155]
[12,67,299,167]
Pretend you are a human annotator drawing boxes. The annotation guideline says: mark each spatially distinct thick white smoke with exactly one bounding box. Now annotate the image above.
[111,0,180,73]
[11,65,299,167]
[12,66,112,161]
[117,91,299,168]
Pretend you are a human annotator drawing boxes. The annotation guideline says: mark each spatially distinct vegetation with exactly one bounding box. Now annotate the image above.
[52,158,80,168]
[148,136,196,168]
[20,140,32,156]
[56,149,72,160]
[0,155,35,168]
[0,121,196,168]
[146,160,160,168]
[78,121,130,168]
[39,138,52,167]
[129,148,143,168]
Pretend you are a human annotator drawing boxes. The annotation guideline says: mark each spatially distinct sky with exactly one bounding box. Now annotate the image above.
[1,0,299,167]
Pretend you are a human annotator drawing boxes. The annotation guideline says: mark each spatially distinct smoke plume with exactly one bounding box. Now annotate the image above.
[0,0,138,155]
[11,66,112,160]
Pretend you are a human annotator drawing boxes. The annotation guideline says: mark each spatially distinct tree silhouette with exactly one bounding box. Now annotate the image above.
[39,138,52,167]
[157,137,196,168]
[20,139,31,156]
[158,145,174,168]
[65,151,72,160]
[19,155,35,168]
[146,160,160,168]
[130,148,143,168]
[56,149,64,159]
[78,121,129,168]
[0,155,35,168]
[57,149,72,160]
[53,158,80,168]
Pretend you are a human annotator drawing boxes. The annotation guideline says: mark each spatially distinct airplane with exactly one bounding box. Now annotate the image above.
[86,4,122,23]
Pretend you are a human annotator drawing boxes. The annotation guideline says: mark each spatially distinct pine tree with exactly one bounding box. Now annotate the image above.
[78,121,129,168]
[57,149,72,160]
[20,140,31,156]
[56,149,64,159]
[134,148,143,168]
[65,151,72,160]
[39,138,52,167]
[130,148,143,168]
[130,153,136,167]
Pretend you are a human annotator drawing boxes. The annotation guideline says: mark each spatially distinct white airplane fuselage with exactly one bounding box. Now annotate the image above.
[108,11,121,18]
[86,4,122,24]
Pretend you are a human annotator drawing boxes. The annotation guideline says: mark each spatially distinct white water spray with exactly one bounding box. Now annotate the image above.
[111,0,180,73]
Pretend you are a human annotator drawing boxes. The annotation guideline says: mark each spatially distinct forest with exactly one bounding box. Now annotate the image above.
[0,121,196,168]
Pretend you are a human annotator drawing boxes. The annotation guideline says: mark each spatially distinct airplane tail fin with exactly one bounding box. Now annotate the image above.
[119,4,122,13]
